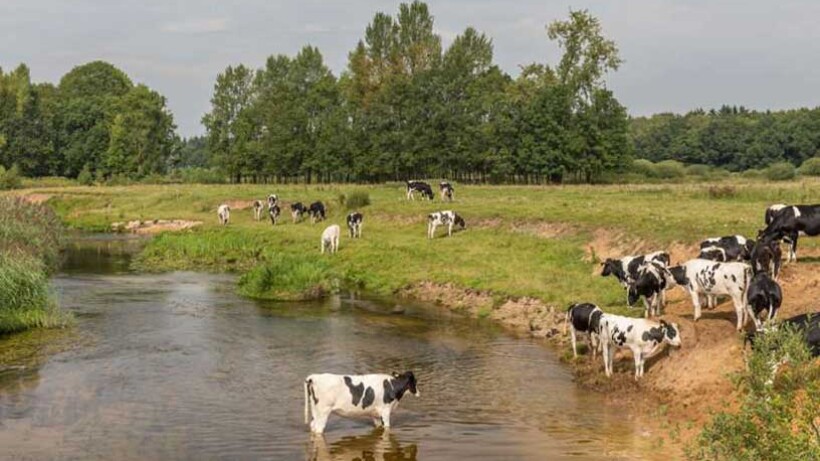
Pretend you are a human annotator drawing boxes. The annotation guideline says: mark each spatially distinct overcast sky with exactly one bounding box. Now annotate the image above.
[3,0,820,137]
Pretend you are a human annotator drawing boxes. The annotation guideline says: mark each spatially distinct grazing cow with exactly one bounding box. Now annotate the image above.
[749,237,782,280]
[291,202,307,223]
[565,302,604,358]
[217,204,230,226]
[668,259,752,330]
[406,180,434,200]
[600,251,671,288]
[698,235,754,262]
[267,194,279,209]
[745,271,782,331]
[252,200,264,221]
[627,261,675,318]
[439,182,454,202]
[759,204,820,263]
[304,371,419,434]
[347,212,363,238]
[599,314,682,379]
[427,210,465,239]
[745,312,820,357]
[269,204,281,226]
[321,224,340,254]
[698,246,727,262]
[308,201,326,223]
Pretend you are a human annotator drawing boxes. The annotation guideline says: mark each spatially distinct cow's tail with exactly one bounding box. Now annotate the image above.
[564,303,577,335]
[304,378,313,425]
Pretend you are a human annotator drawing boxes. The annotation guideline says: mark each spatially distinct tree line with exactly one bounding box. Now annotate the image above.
[0,61,177,179]
[202,4,631,184]
[630,105,820,171]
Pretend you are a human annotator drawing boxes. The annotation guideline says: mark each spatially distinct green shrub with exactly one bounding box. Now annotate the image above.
[0,164,23,190]
[764,162,796,181]
[653,160,686,179]
[177,167,226,184]
[798,157,820,176]
[685,164,711,176]
[741,168,763,179]
[687,324,820,460]
[0,197,64,269]
[344,190,371,209]
[238,253,338,301]
[77,164,94,186]
[632,159,657,177]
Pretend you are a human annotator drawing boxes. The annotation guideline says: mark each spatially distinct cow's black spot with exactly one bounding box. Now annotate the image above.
[666,325,677,340]
[642,326,664,344]
[344,376,364,406]
[383,379,395,403]
[731,274,736,282]
[383,377,410,403]
[627,325,633,332]
[362,387,375,408]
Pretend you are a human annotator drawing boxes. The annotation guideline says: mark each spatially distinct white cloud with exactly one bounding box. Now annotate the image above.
[162,18,229,34]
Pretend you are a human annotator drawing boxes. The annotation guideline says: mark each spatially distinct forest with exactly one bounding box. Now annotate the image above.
[1,2,819,184]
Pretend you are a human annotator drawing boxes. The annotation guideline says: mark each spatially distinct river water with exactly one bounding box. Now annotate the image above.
[0,236,666,460]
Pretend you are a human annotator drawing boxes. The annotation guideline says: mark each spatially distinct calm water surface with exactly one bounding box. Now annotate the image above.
[0,236,667,460]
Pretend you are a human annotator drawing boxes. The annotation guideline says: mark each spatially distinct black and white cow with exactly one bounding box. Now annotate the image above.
[406,180,434,200]
[668,259,752,330]
[745,271,782,331]
[291,202,307,223]
[745,312,820,358]
[759,204,820,263]
[565,302,604,358]
[269,204,281,226]
[599,314,682,379]
[308,201,326,223]
[267,194,279,209]
[749,237,782,280]
[252,200,264,221]
[347,212,363,238]
[304,372,419,434]
[217,204,230,226]
[698,235,754,262]
[439,182,454,202]
[627,261,676,318]
[764,203,788,225]
[427,210,465,238]
[600,251,671,288]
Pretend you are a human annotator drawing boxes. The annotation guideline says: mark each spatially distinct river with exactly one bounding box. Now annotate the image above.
[0,236,667,460]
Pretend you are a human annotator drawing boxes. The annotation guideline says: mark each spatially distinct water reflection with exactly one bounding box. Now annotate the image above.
[308,429,418,461]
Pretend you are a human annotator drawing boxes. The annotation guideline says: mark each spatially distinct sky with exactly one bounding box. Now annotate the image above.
[3,0,820,137]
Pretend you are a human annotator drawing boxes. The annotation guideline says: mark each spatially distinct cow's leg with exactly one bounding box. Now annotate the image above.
[733,296,745,331]
[632,348,642,380]
[380,408,392,428]
[791,233,799,263]
[372,417,384,428]
[590,333,600,358]
[570,326,578,358]
[642,297,651,318]
[447,222,453,236]
[691,290,702,321]
[310,408,331,434]
[604,342,615,377]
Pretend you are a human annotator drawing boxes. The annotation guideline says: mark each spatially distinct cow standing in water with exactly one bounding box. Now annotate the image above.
[304,372,419,434]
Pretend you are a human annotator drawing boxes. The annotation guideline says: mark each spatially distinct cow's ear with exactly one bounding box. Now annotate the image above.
[392,371,400,378]
[659,319,668,328]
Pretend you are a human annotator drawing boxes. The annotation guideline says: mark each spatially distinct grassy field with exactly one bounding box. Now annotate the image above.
[13,178,819,312]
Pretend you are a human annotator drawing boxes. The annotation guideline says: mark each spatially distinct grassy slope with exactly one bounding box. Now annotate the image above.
[21,179,820,312]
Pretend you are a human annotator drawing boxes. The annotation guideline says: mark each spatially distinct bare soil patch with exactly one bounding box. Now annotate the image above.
[111,219,203,234]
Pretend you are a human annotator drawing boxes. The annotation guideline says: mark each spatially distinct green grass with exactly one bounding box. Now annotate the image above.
[12,178,820,309]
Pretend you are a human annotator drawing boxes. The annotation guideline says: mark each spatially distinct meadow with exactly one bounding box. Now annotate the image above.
[23,178,820,311]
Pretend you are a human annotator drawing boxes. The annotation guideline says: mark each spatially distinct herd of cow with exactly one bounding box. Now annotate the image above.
[215,184,818,435]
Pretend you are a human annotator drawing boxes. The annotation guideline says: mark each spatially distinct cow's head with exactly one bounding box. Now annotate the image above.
[393,371,419,397]
[454,214,466,229]
[660,320,682,347]
[600,259,617,277]
[626,281,640,307]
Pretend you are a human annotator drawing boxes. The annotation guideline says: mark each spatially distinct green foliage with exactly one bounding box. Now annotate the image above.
[0,198,68,333]
[687,325,820,461]
[344,191,371,209]
[77,164,94,185]
[653,160,686,179]
[798,157,820,176]
[686,164,711,176]
[741,169,763,179]
[764,162,796,181]
[238,253,338,301]
[0,164,22,189]
[632,159,657,177]
[175,167,226,184]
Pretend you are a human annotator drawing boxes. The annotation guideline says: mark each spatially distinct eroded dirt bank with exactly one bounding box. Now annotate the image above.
[399,229,820,449]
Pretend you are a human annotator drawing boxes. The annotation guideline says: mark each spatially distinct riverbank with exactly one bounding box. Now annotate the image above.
[0,197,69,334]
[8,180,820,451]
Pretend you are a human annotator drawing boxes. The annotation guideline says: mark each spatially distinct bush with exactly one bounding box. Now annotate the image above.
[77,164,94,186]
[687,324,820,460]
[653,160,686,179]
[238,253,338,301]
[741,168,763,179]
[632,159,657,177]
[343,191,371,209]
[0,164,23,190]
[686,164,711,176]
[798,157,820,176]
[764,162,796,181]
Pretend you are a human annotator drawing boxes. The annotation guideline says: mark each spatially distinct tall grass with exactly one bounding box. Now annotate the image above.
[0,197,68,334]
[238,253,338,301]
